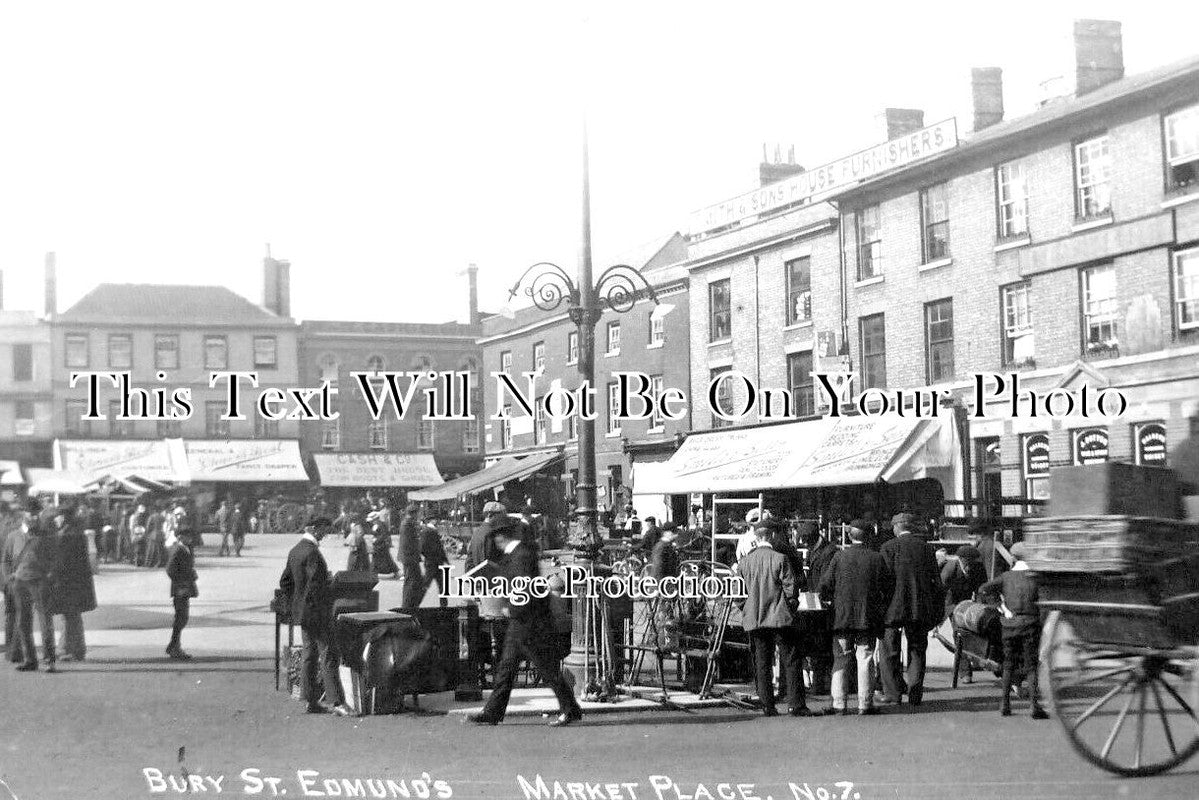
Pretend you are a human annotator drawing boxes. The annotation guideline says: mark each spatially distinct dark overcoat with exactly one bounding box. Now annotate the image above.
[279,538,334,633]
[879,533,945,629]
[50,529,97,614]
[818,543,892,633]
[736,544,799,632]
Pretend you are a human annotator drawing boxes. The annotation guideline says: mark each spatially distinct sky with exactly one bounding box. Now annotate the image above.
[1,1,1197,325]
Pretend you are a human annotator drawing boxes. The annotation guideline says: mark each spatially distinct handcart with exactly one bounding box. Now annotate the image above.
[1028,515,1199,777]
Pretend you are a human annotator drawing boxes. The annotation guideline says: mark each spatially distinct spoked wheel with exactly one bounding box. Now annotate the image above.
[1044,610,1199,776]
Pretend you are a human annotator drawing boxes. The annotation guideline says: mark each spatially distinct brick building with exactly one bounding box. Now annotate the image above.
[479,233,690,519]
[296,266,484,481]
[831,21,1199,511]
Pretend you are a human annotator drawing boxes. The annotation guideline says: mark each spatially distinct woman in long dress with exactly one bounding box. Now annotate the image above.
[345,516,371,572]
[369,506,400,578]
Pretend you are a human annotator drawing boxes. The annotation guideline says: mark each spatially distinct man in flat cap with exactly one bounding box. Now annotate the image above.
[467,501,511,672]
[877,512,944,706]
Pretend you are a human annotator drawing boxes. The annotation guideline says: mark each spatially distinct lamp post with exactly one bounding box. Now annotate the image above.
[504,125,659,688]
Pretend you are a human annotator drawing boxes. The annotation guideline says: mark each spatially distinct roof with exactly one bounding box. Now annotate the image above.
[58,284,289,327]
[408,451,563,501]
[300,319,480,339]
[833,52,1199,200]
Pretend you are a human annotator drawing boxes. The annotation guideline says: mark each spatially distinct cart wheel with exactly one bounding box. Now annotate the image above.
[1044,610,1199,777]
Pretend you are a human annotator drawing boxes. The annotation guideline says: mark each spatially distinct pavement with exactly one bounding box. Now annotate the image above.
[1,535,1196,800]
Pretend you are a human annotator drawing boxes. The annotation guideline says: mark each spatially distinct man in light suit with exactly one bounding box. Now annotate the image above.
[736,518,811,717]
[279,517,350,716]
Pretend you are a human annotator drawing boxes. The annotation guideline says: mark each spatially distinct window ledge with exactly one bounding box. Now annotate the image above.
[566,359,578,366]
[994,236,1031,253]
[919,257,953,273]
[605,431,622,439]
[708,338,733,348]
[1161,191,1199,210]
[783,320,814,332]
[646,342,664,350]
[604,351,621,358]
[1072,214,1114,233]
[647,427,666,435]
[854,276,885,288]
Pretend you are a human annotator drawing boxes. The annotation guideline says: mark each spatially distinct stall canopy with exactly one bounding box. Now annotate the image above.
[0,460,23,486]
[642,416,962,498]
[174,439,308,483]
[312,453,443,488]
[408,451,561,502]
[55,439,183,483]
[25,468,93,496]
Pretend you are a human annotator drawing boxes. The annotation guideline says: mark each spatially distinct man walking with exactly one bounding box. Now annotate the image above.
[819,521,892,715]
[50,510,96,662]
[1,503,25,664]
[467,516,583,727]
[216,500,233,557]
[736,518,811,717]
[230,502,248,557]
[279,517,350,716]
[878,513,944,706]
[165,527,199,660]
[4,503,59,673]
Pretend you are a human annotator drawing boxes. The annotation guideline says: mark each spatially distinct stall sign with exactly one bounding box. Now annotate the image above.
[689,118,959,234]
[313,453,443,488]
[1023,433,1050,475]
[178,440,308,482]
[1134,422,1168,465]
[55,439,181,481]
[1073,428,1110,465]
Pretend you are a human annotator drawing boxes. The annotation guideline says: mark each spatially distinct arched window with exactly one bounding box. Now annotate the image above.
[411,354,433,373]
[366,355,385,373]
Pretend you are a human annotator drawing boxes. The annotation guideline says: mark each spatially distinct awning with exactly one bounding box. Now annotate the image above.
[0,460,23,486]
[92,473,172,495]
[54,439,183,482]
[648,416,961,496]
[173,439,309,483]
[631,461,674,523]
[408,451,562,502]
[312,453,444,488]
[25,468,93,496]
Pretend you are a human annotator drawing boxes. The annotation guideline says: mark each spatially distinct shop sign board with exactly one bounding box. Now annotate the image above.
[313,453,443,488]
[1073,428,1110,466]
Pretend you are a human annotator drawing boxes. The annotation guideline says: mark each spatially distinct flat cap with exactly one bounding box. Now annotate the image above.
[891,512,915,528]
[482,501,509,515]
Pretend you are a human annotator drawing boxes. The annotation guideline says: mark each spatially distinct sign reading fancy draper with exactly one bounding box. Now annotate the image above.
[689,118,959,235]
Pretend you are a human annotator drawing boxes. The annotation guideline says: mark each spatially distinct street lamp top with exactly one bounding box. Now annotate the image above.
[507,261,659,316]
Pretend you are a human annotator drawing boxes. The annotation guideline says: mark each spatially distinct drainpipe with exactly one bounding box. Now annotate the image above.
[753,254,762,410]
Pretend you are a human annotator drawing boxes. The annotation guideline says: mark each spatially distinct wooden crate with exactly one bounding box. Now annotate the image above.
[1024,516,1199,573]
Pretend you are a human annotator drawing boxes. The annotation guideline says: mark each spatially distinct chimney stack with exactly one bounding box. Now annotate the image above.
[758,142,805,187]
[44,252,57,318]
[971,68,1005,131]
[1074,19,1124,95]
[880,108,925,141]
[262,254,291,317]
[467,263,480,327]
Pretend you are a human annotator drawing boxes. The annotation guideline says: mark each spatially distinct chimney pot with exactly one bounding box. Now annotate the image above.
[880,108,925,141]
[1074,19,1124,95]
[971,67,1005,131]
[44,252,57,318]
[759,146,805,187]
[467,263,480,327]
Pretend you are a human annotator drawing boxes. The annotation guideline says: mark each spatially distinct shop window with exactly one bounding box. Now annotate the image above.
[785,257,812,325]
[925,298,954,383]
[155,335,179,370]
[996,160,1029,238]
[1165,104,1199,193]
[920,182,951,262]
[859,314,886,390]
[1075,135,1112,219]
[709,279,731,341]
[856,204,882,280]
[1002,282,1035,366]
[1081,263,1119,354]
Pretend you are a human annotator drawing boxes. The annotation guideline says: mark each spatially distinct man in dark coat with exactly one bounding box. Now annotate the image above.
[5,504,59,672]
[818,520,893,715]
[397,504,425,607]
[736,518,811,717]
[466,502,507,574]
[0,502,24,663]
[878,512,945,706]
[279,517,350,716]
[802,524,838,586]
[230,502,248,557]
[165,527,199,659]
[420,520,450,607]
[649,524,680,580]
[972,520,1011,581]
[50,510,97,662]
[800,522,837,694]
[468,517,583,727]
